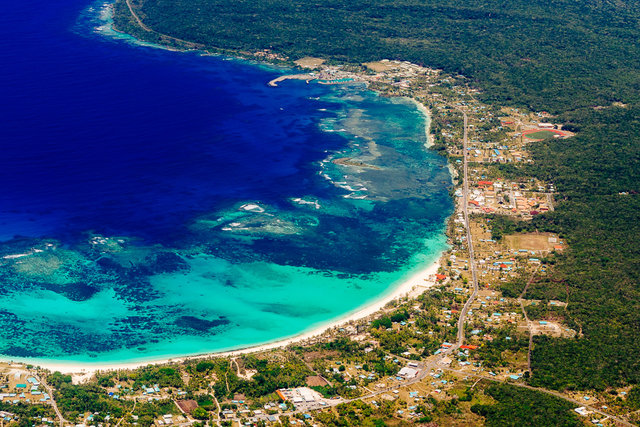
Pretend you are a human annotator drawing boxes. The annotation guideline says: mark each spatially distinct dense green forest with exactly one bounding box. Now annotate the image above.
[489,106,640,390]
[471,384,583,426]
[114,0,640,112]
[524,107,640,390]
[113,0,640,397]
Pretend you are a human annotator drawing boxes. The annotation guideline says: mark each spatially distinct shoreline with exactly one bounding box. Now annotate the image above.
[405,97,435,148]
[1,6,452,376]
[4,88,449,377]
[6,260,442,375]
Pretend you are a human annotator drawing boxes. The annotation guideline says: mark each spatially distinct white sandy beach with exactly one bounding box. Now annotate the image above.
[4,260,442,377]
[404,97,434,148]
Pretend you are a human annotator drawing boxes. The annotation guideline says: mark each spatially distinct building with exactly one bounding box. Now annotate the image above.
[398,367,419,379]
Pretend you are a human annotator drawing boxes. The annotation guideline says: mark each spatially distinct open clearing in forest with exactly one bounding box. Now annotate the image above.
[523,129,566,140]
[504,233,559,252]
[294,57,325,69]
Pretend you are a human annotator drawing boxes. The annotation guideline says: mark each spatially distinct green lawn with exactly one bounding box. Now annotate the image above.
[524,130,561,139]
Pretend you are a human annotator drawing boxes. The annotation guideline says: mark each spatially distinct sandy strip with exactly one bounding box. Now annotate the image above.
[3,261,441,376]
[404,98,434,148]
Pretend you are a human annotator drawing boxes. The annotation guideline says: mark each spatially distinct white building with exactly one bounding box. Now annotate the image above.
[398,367,419,379]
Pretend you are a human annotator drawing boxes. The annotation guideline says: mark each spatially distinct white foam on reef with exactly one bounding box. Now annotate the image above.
[334,182,367,192]
[2,253,31,260]
[240,203,265,213]
[319,172,332,182]
[80,0,191,52]
[291,197,321,209]
[343,193,368,199]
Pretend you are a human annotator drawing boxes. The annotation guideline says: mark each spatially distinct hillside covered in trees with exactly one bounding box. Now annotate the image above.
[113,0,640,396]
[114,0,640,112]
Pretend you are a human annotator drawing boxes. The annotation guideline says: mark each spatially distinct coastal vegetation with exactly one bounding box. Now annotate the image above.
[53,382,128,419]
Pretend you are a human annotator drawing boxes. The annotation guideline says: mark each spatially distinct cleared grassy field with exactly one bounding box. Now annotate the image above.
[504,232,558,252]
[524,130,564,140]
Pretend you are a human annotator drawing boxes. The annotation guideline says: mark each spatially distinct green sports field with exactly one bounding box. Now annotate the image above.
[524,130,563,139]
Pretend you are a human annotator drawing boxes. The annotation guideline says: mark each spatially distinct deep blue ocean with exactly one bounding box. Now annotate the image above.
[0,0,453,363]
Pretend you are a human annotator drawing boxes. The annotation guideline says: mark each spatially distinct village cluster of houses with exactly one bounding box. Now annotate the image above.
[0,374,50,404]
[454,178,554,218]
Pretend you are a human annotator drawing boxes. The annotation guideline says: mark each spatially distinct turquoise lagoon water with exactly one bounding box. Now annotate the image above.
[0,0,453,364]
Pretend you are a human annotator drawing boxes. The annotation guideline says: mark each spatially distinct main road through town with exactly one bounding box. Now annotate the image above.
[456,109,479,347]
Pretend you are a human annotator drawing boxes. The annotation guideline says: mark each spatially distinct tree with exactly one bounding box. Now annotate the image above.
[191,407,209,420]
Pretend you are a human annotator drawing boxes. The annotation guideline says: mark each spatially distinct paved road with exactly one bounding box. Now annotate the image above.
[518,267,539,373]
[456,109,479,348]
[280,108,478,420]
[442,108,634,426]
[545,192,555,211]
[32,372,67,427]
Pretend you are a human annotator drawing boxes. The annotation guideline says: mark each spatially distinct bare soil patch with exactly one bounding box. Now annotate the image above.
[363,61,396,72]
[294,57,325,69]
[176,400,198,413]
[504,233,558,252]
[303,350,339,362]
[305,375,329,387]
